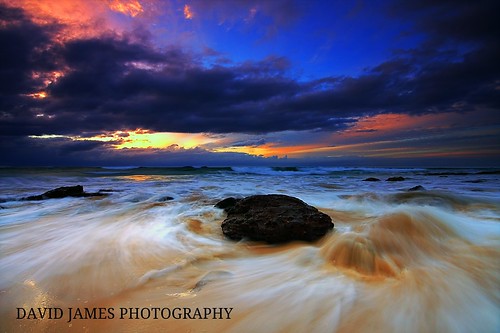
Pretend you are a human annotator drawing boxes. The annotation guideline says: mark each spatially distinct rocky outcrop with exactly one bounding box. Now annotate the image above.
[22,185,109,200]
[216,194,333,244]
[386,176,405,181]
[363,177,381,182]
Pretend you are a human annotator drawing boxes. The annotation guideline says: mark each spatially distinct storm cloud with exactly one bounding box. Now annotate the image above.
[1,1,498,136]
[0,0,498,166]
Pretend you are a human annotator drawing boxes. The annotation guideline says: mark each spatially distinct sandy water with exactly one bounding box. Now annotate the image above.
[0,167,499,332]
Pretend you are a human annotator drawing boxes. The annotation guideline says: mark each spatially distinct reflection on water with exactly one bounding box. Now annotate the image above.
[0,168,499,332]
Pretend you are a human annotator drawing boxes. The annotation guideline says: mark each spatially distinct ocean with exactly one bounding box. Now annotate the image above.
[0,166,499,332]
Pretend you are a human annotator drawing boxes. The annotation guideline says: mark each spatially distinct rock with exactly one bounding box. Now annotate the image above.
[214,197,241,210]
[408,185,425,191]
[386,176,405,182]
[24,185,84,200]
[159,195,174,202]
[272,166,299,172]
[476,170,500,175]
[363,177,381,182]
[22,185,108,200]
[219,194,333,243]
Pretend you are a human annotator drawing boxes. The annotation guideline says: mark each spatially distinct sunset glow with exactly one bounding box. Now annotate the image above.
[113,130,214,149]
[107,0,144,17]
[341,113,453,136]
[27,91,47,99]
[30,130,219,151]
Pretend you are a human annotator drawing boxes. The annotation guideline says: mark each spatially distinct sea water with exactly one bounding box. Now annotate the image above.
[0,166,499,332]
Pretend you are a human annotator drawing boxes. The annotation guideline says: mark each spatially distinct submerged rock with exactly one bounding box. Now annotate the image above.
[218,194,333,243]
[363,177,381,182]
[272,166,299,172]
[22,185,108,200]
[158,195,174,202]
[386,176,405,182]
[408,185,426,191]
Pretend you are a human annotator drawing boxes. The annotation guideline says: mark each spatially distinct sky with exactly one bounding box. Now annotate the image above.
[0,0,499,167]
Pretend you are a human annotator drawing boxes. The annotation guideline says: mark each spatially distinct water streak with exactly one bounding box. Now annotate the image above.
[0,167,499,332]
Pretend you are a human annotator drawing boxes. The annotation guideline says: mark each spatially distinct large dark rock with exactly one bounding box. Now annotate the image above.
[217,194,333,243]
[22,185,108,200]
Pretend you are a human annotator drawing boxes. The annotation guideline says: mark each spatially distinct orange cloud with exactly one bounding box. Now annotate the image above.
[8,0,108,36]
[6,0,152,42]
[342,112,452,138]
[107,0,144,17]
[315,112,500,159]
[209,112,498,160]
[213,142,327,158]
[183,4,193,19]
[27,91,48,99]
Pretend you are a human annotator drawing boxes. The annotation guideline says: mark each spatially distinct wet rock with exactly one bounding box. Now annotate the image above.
[158,195,174,202]
[363,177,381,182]
[215,197,241,210]
[408,185,425,191]
[272,166,299,172]
[386,176,405,182]
[22,185,108,200]
[219,194,333,243]
[476,170,500,175]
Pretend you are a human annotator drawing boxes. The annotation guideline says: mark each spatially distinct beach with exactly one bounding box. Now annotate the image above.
[0,166,499,332]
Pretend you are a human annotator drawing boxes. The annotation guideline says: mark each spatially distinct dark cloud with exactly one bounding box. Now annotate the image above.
[0,4,59,126]
[389,0,500,43]
[0,5,55,93]
[0,135,116,162]
[0,1,499,166]
[58,140,118,155]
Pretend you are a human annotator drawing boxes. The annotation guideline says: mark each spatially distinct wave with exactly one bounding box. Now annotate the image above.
[101,166,140,170]
[231,166,428,176]
[0,167,499,333]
